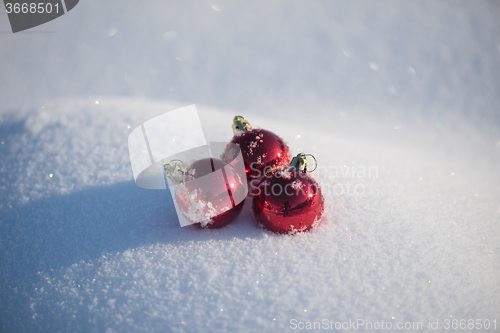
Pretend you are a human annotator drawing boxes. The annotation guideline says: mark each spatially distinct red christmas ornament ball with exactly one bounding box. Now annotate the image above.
[224,128,291,189]
[252,166,324,234]
[174,157,246,229]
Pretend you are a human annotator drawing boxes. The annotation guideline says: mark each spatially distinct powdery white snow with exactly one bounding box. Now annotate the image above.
[1,97,499,333]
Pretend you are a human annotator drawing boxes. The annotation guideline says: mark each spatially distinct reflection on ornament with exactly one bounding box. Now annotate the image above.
[167,158,246,229]
[222,116,291,194]
[252,153,324,234]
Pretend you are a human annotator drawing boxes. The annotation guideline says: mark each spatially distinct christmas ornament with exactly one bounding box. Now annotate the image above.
[222,116,291,193]
[165,157,246,229]
[252,153,324,234]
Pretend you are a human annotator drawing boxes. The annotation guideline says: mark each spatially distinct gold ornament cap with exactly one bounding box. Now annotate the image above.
[289,153,317,173]
[232,116,252,135]
[164,159,188,184]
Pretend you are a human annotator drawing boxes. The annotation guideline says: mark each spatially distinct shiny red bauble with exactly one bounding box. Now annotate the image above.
[174,157,246,229]
[224,128,291,190]
[252,167,324,234]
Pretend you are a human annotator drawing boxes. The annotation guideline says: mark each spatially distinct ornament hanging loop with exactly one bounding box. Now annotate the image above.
[164,159,198,210]
[164,159,188,184]
[290,153,317,173]
[304,154,317,172]
[232,115,252,134]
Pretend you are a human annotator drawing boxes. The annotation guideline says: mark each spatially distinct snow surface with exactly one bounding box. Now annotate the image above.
[1,1,500,332]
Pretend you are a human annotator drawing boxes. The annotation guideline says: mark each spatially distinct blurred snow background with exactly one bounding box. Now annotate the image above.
[1,0,500,332]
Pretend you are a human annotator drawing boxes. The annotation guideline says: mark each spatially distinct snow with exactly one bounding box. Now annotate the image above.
[1,1,500,332]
